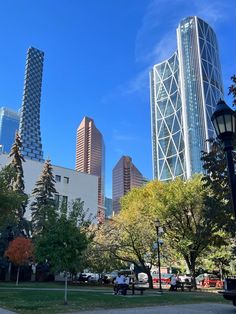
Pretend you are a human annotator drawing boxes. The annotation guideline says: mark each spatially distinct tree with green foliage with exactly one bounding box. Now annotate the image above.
[199,237,234,279]
[0,166,26,227]
[200,74,236,232]
[30,159,57,235]
[201,140,236,233]
[0,134,30,280]
[8,133,25,193]
[95,186,162,289]
[84,227,127,277]
[229,75,236,106]
[98,176,228,289]
[35,199,90,304]
[156,175,227,287]
[7,132,29,235]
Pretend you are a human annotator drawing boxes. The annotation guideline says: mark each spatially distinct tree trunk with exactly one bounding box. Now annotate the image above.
[190,263,196,289]
[146,268,153,289]
[185,255,197,289]
[31,263,36,281]
[64,272,68,305]
[16,266,20,286]
[219,263,223,280]
[6,262,12,281]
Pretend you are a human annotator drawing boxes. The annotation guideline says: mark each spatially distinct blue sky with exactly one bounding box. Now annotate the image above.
[0,0,235,197]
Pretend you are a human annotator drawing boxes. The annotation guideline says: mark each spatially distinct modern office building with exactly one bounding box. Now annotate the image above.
[0,107,20,153]
[150,16,223,181]
[75,117,105,223]
[112,156,144,214]
[105,197,112,219]
[0,154,98,221]
[19,47,44,162]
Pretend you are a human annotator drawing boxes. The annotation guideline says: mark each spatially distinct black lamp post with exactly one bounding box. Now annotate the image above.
[155,219,163,292]
[211,99,236,218]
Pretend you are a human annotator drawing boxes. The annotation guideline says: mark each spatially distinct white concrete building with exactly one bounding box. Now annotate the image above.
[0,154,98,220]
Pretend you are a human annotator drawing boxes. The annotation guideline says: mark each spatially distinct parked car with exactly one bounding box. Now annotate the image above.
[138,272,148,282]
[220,276,236,306]
[178,274,192,283]
[77,272,99,282]
[77,273,90,282]
[196,273,220,287]
[152,273,172,284]
[104,271,118,283]
[87,273,100,282]
[106,269,134,283]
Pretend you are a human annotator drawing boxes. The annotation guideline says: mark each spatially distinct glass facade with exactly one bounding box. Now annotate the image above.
[19,47,44,162]
[150,16,223,180]
[150,53,185,181]
[0,107,20,153]
[105,197,112,218]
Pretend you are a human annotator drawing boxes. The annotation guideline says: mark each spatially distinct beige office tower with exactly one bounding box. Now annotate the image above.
[112,156,145,214]
[76,117,105,224]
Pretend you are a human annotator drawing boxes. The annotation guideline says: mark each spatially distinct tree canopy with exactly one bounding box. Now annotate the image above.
[7,132,29,234]
[35,199,90,304]
[95,176,229,288]
[4,236,34,285]
[30,159,57,235]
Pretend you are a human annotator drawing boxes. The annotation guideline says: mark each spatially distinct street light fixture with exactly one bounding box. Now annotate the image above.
[211,99,236,218]
[154,219,163,292]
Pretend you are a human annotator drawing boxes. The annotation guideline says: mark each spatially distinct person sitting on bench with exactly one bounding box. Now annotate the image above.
[113,273,125,295]
[169,274,177,291]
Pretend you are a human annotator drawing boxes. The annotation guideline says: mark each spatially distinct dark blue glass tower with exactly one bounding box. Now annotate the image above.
[0,107,20,153]
[19,47,44,162]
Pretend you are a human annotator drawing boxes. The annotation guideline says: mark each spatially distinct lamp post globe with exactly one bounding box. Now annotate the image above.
[211,99,236,144]
[211,99,236,218]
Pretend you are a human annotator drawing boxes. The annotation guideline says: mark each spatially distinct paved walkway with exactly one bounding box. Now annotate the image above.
[0,309,16,314]
[0,302,234,314]
[68,303,235,314]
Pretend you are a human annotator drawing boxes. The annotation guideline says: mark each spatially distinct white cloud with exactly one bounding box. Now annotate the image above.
[146,32,177,65]
[135,0,233,65]
[194,0,232,25]
[101,0,234,100]
[121,68,149,95]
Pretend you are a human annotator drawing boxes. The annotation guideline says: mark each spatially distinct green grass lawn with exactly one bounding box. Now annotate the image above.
[0,282,228,314]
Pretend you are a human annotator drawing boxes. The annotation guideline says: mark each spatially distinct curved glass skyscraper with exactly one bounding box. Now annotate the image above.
[150,16,223,181]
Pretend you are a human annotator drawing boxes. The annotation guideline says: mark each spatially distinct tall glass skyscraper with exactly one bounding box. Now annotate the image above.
[0,107,20,153]
[19,47,44,162]
[150,16,223,181]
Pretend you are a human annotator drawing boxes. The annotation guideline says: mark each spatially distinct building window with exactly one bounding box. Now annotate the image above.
[62,195,68,206]
[54,194,60,207]
[63,176,69,184]
[55,175,61,182]
[54,194,68,208]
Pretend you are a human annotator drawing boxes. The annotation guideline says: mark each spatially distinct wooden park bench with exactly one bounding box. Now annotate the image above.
[114,281,148,296]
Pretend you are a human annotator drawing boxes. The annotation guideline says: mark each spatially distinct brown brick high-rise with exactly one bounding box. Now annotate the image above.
[76,117,105,223]
[112,156,145,214]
